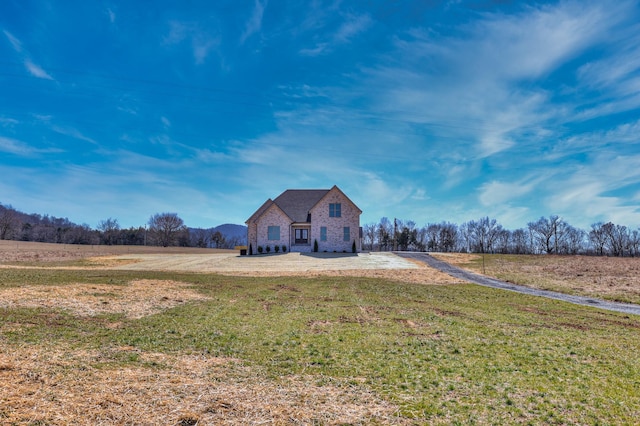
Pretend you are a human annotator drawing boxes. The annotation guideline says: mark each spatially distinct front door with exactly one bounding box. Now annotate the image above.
[294,228,309,244]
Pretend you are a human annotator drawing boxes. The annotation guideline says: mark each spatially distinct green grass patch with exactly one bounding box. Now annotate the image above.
[2,268,640,423]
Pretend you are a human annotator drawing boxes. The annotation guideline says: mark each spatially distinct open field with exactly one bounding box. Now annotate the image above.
[1,244,640,424]
[0,240,236,263]
[431,252,640,305]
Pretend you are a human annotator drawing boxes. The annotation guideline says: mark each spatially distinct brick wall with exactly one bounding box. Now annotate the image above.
[310,188,361,253]
[254,204,291,253]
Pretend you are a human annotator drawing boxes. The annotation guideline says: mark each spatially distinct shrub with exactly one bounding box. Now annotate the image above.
[314,239,319,252]
[274,245,280,253]
[281,245,287,253]
[257,246,263,254]
[266,245,271,253]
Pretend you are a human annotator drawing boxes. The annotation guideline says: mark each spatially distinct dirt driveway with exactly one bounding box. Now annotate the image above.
[108,252,464,285]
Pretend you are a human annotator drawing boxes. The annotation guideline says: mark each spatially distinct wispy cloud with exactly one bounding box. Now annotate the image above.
[334,13,372,44]
[3,30,55,80]
[3,29,23,52]
[0,136,34,156]
[0,136,60,156]
[299,12,372,56]
[164,21,220,65]
[24,59,54,80]
[240,0,266,44]
[479,177,541,207]
[362,0,632,166]
[106,8,116,24]
[52,126,97,145]
[0,117,19,126]
[545,153,640,227]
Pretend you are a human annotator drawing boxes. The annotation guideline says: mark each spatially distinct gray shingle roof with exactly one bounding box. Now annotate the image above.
[273,189,330,223]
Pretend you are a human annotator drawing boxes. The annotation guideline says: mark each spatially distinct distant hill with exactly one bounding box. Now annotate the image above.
[213,223,247,244]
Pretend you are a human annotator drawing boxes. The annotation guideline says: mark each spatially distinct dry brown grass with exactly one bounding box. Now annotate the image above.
[0,279,211,319]
[5,244,640,424]
[226,266,463,285]
[431,252,640,303]
[0,346,405,425]
[0,243,420,424]
[0,240,234,263]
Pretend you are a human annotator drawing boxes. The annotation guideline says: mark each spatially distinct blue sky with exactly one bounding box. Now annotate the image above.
[1,1,640,230]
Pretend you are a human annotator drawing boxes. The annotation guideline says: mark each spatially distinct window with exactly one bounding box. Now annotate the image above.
[329,203,341,217]
[320,226,327,241]
[343,227,350,242]
[267,226,280,240]
[295,228,309,244]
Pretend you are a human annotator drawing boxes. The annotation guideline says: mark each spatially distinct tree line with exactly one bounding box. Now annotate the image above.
[3,202,639,256]
[0,204,242,249]
[362,215,640,257]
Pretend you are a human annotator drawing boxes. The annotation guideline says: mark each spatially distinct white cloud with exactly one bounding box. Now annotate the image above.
[240,0,267,44]
[479,179,538,207]
[0,117,19,126]
[107,8,116,24]
[192,37,218,64]
[0,136,60,156]
[299,12,372,56]
[164,21,220,65]
[24,59,54,80]
[544,154,640,227]
[3,31,55,80]
[459,1,615,81]
[52,126,97,145]
[0,136,34,156]
[334,13,372,44]
[351,0,634,174]
[3,29,23,52]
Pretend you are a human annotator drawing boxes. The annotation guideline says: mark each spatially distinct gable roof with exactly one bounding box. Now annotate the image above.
[246,185,362,224]
[274,189,329,223]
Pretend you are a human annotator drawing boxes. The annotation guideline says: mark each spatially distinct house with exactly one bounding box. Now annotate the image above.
[246,185,362,253]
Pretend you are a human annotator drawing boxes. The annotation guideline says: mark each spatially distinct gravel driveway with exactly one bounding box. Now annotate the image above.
[397,252,640,316]
[115,252,417,272]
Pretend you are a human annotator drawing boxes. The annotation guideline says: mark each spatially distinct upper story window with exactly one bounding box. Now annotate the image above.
[329,203,341,217]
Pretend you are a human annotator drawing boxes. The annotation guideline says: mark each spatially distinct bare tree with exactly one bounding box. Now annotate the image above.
[511,228,530,254]
[628,230,640,257]
[589,222,608,255]
[562,225,585,255]
[439,222,458,252]
[148,213,186,247]
[97,218,120,245]
[362,223,378,251]
[0,204,19,240]
[495,229,511,254]
[414,225,428,252]
[465,217,502,253]
[377,217,393,251]
[528,215,567,254]
[602,222,628,257]
[190,228,210,248]
[210,230,226,248]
